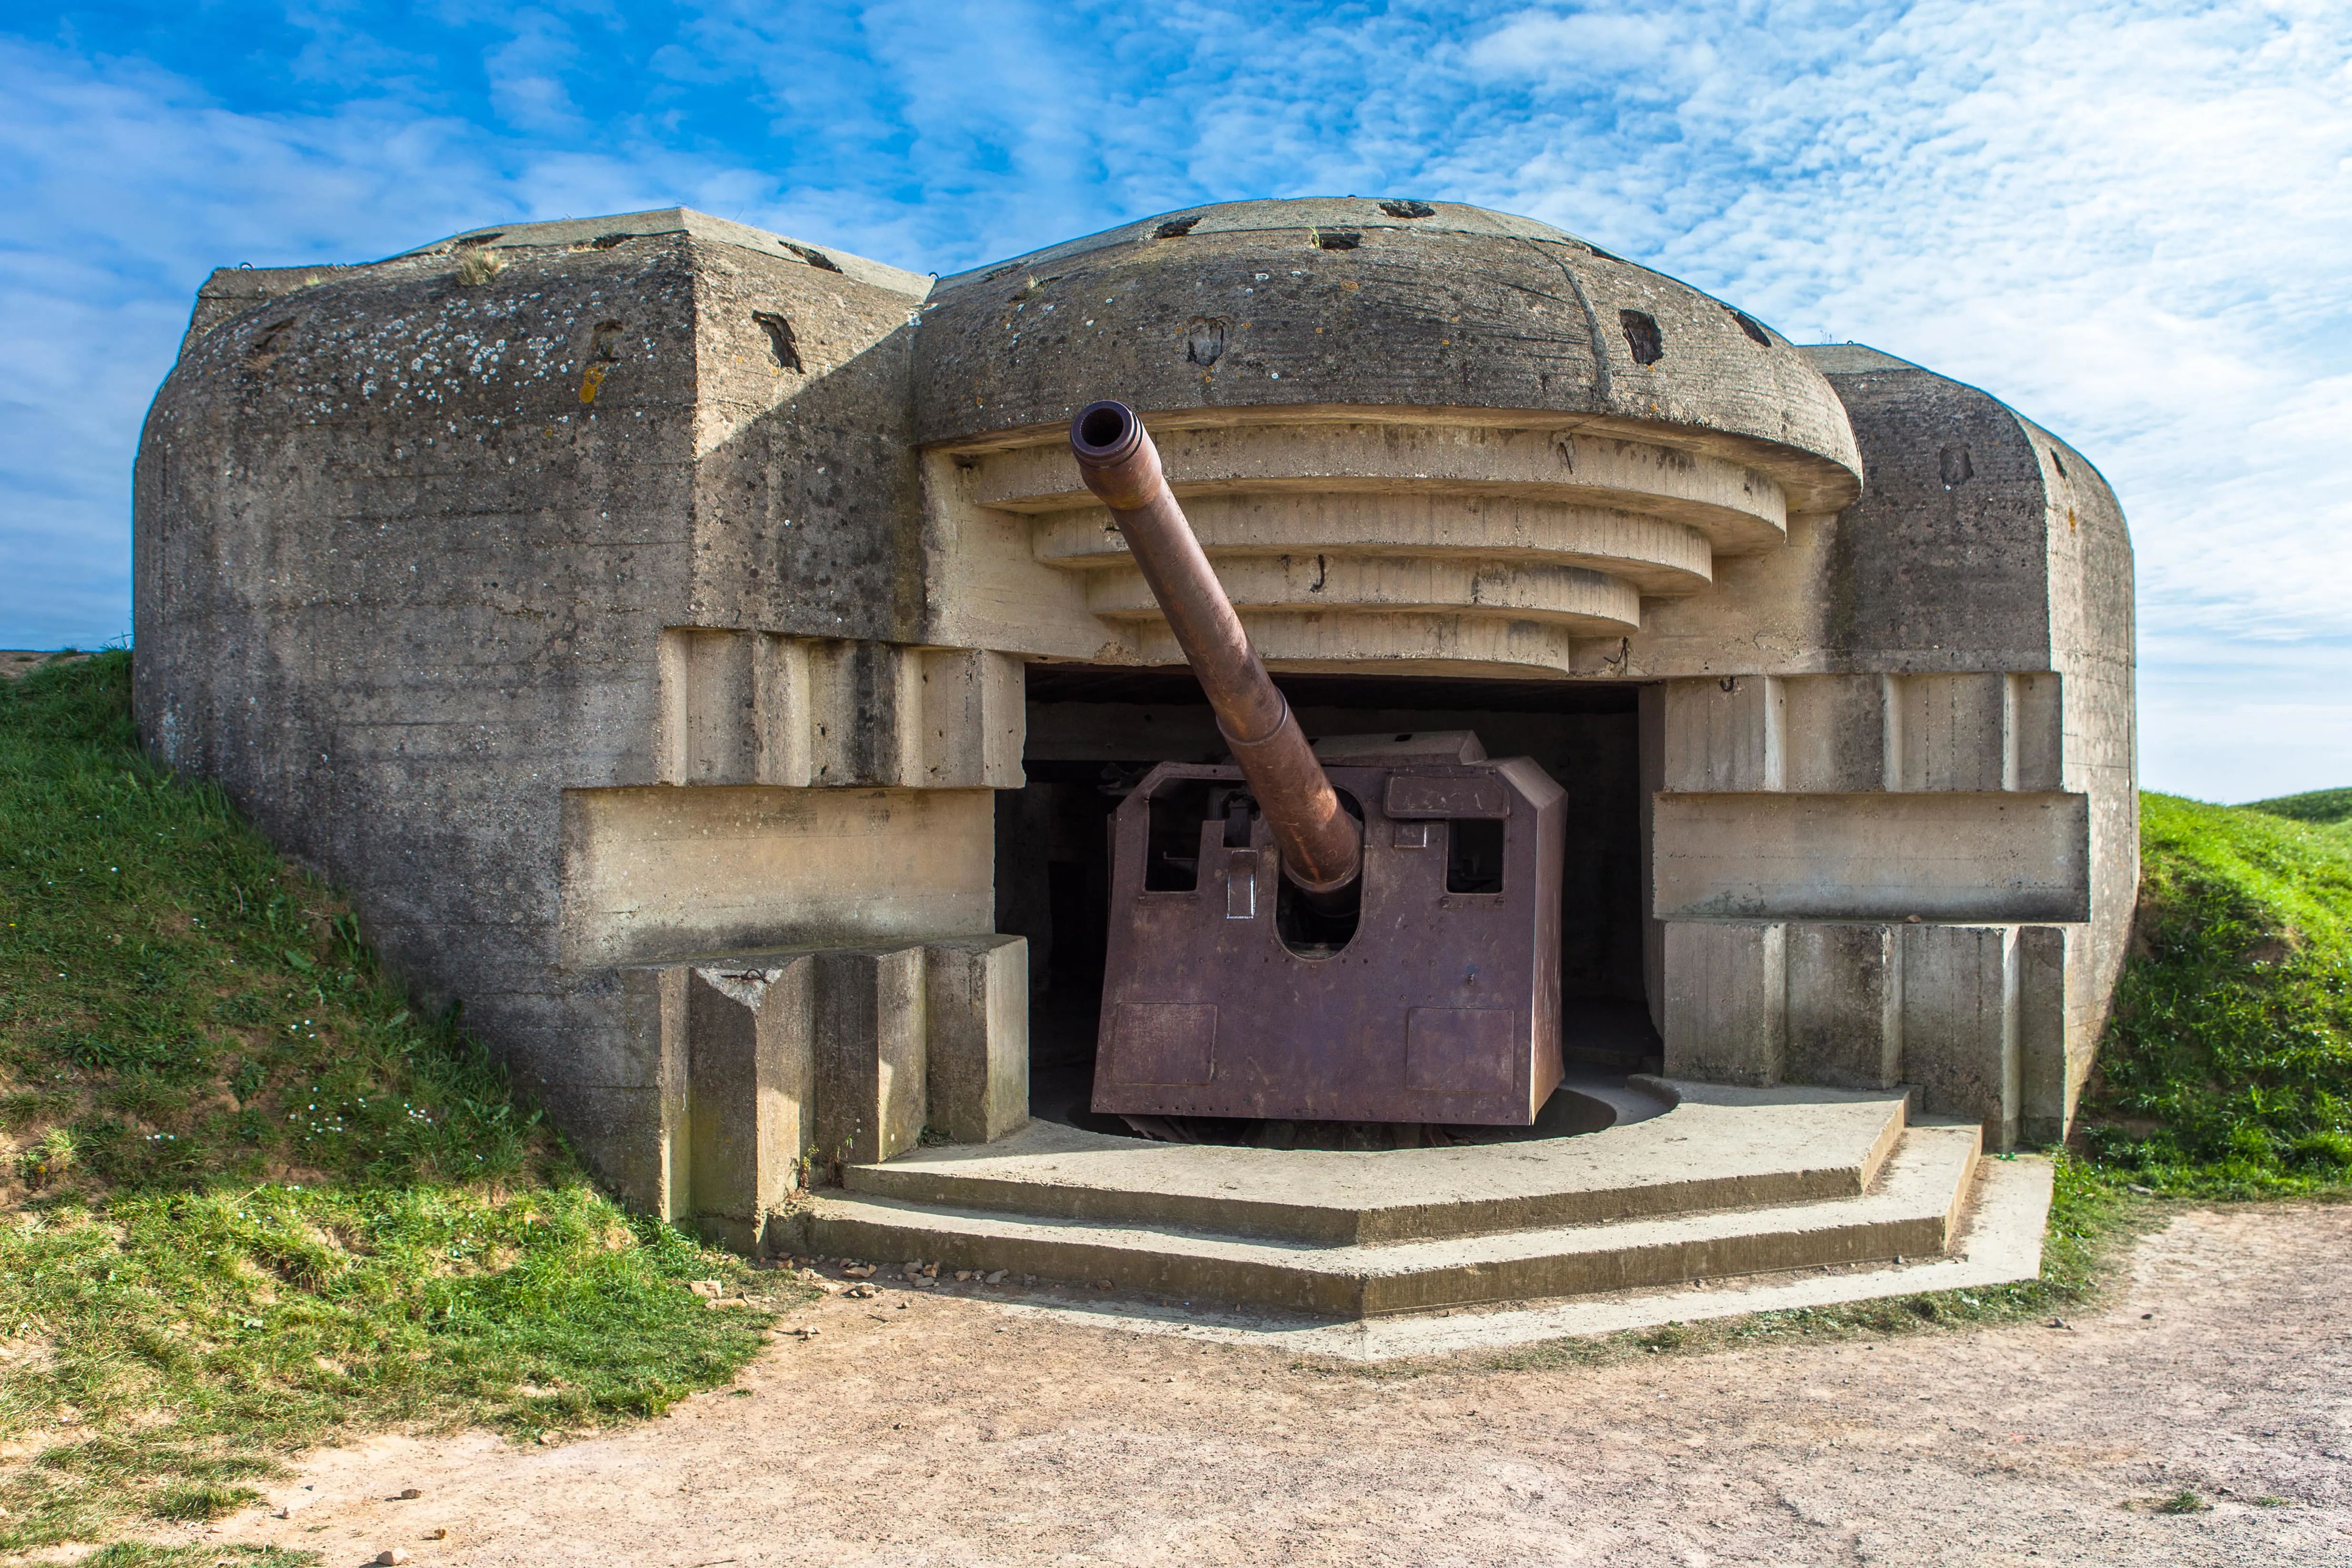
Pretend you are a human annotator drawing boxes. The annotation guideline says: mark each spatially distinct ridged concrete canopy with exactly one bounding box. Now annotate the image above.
[917,198,1863,514]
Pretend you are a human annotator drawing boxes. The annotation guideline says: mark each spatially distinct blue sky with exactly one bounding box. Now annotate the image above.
[3,1,2348,803]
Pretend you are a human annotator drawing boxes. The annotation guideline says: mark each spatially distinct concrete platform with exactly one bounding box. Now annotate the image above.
[810,1122,1980,1317]
[845,1078,1908,1245]
[797,1077,1995,1321]
[971,1153,2054,1361]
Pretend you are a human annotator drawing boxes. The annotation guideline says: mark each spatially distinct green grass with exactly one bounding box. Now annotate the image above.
[2083,792,2352,1193]
[2244,786,2352,827]
[22,1548,316,1568]
[0,651,801,1554]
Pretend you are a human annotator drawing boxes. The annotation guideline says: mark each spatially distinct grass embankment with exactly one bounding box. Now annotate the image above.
[2242,786,2352,827]
[0,652,796,1556]
[2085,791,2352,1193]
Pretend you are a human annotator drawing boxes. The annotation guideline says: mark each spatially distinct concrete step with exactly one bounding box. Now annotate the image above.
[844,1078,1911,1246]
[808,1122,1982,1319]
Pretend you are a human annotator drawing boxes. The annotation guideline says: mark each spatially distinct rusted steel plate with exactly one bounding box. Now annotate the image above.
[1094,755,1566,1126]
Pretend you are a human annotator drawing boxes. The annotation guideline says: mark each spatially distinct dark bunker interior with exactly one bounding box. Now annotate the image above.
[996,665,1660,1142]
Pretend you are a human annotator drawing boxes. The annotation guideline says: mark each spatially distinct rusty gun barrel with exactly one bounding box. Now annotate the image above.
[1069,400,1363,897]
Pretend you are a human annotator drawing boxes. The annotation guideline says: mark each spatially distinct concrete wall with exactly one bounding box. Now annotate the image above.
[134,214,1029,1234]
[1636,347,2136,1147]
[1651,790,2088,923]
[135,231,710,1146]
[560,786,998,967]
[614,936,1028,1250]
[1660,918,2071,1150]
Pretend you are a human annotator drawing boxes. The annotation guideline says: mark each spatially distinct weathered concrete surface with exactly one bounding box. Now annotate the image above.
[924,405,1848,677]
[1651,790,2090,922]
[132,200,2135,1213]
[683,958,813,1252]
[923,935,1032,1146]
[132,212,970,1206]
[915,200,1862,507]
[1660,922,1787,1085]
[1298,1152,2051,1363]
[1901,923,2035,1154]
[1805,345,2137,1144]
[811,946,929,1170]
[559,785,997,968]
[1024,1151,2049,1360]
[608,937,1028,1243]
[1629,346,2134,1146]
[805,1122,1982,1318]
[1784,922,1902,1090]
[842,1079,1901,1246]
[1662,916,2081,1150]
[655,634,1024,789]
[912,199,1865,678]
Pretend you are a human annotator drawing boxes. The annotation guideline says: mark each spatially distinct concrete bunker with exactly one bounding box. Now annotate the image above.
[133,197,2134,1312]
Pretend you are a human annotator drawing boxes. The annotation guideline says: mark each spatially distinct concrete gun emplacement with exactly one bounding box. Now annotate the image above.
[1069,400,1569,1127]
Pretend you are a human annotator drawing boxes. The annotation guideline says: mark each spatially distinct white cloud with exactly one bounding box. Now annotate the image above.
[0,3,2346,798]
[1440,1,2352,801]
[0,45,498,649]
[1468,9,1711,88]
[485,12,592,135]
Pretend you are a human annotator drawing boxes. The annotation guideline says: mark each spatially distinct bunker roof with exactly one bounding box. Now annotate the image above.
[397,207,935,300]
[915,197,1864,513]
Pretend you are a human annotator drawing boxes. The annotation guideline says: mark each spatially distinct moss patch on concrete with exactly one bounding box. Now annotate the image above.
[0,651,805,1555]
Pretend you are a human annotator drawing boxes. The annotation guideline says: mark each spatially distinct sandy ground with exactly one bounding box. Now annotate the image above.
[0,652,85,681]
[189,1203,2350,1568]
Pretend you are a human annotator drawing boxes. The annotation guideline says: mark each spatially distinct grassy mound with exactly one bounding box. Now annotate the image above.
[0,651,796,1554]
[2082,791,2352,1193]
[2244,785,2352,827]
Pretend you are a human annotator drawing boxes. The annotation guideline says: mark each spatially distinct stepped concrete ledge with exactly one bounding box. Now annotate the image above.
[975,1154,2053,1361]
[807,1121,1981,1318]
[844,1078,1908,1246]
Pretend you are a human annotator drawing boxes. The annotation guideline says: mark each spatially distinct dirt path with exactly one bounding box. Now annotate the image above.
[0,651,86,681]
[197,1203,2350,1567]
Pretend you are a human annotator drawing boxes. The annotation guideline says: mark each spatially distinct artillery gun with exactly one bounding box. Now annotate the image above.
[1069,401,1567,1127]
